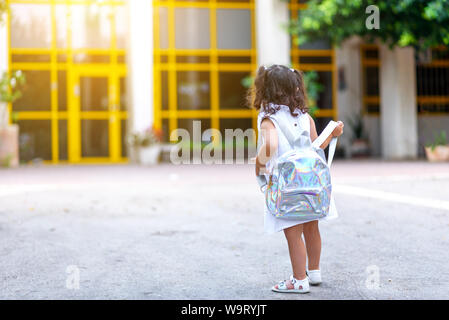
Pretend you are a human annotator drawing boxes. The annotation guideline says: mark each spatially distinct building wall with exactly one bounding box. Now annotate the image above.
[418,116,449,156]
[364,115,449,158]
[359,44,449,158]
[363,116,381,156]
[6,0,448,163]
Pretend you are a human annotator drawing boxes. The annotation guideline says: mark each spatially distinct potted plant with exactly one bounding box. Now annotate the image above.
[0,70,26,168]
[128,126,163,165]
[347,113,370,158]
[425,130,449,162]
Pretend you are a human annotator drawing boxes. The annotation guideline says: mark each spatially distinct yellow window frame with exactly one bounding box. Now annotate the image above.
[361,44,449,117]
[153,0,258,143]
[7,0,128,164]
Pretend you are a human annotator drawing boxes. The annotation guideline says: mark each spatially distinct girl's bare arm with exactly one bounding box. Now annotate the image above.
[255,118,278,175]
[308,114,344,149]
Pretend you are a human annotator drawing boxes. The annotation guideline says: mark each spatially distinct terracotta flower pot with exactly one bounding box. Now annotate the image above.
[0,124,19,168]
[424,145,449,162]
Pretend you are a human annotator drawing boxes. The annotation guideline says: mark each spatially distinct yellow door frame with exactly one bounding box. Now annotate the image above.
[69,65,126,163]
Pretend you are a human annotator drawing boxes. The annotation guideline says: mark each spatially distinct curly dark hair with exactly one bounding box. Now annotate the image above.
[247,64,308,117]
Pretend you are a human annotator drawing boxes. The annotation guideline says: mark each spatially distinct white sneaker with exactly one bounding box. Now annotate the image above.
[307,269,322,286]
[271,275,310,294]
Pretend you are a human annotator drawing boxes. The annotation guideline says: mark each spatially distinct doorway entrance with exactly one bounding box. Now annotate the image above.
[69,66,127,163]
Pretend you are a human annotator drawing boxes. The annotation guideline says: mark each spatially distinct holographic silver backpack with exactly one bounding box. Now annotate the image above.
[257,120,339,221]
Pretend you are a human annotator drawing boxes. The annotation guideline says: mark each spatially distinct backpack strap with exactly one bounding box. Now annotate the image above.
[266,117,339,167]
[311,120,339,167]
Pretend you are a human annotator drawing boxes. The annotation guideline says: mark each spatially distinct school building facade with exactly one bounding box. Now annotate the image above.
[1,0,448,164]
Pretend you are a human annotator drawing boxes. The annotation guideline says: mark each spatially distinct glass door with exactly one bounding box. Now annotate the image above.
[69,67,125,163]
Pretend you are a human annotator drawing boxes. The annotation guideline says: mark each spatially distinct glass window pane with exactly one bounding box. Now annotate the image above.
[158,7,169,49]
[12,70,51,111]
[217,9,251,49]
[365,67,379,96]
[117,54,126,64]
[18,120,52,162]
[73,54,110,63]
[299,56,332,64]
[219,72,249,109]
[161,71,168,110]
[58,54,68,62]
[161,118,169,143]
[115,6,127,49]
[58,120,68,161]
[417,66,449,96]
[81,120,109,157]
[298,39,331,50]
[178,118,211,142]
[364,49,379,59]
[55,5,68,48]
[366,104,380,114]
[315,117,333,137]
[71,5,111,49]
[11,54,51,62]
[121,119,127,158]
[316,71,333,110]
[58,71,67,111]
[176,55,209,63]
[80,77,109,111]
[218,56,251,63]
[219,118,252,137]
[175,8,210,49]
[177,71,210,110]
[10,4,51,48]
[120,77,127,111]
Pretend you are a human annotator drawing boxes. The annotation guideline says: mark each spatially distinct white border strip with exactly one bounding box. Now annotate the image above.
[335,184,449,212]
[0,185,58,197]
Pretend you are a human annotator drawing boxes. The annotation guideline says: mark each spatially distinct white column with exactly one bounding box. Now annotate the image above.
[335,37,363,157]
[379,45,418,159]
[0,10,9,126]
[255,0,290,66]
[126,0,153,134]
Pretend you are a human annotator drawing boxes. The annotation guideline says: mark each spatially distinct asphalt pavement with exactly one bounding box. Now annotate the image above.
[1,160,448,299]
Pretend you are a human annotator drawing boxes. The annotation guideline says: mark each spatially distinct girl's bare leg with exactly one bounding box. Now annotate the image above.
[303,220,321,270]
[283,224,307,280]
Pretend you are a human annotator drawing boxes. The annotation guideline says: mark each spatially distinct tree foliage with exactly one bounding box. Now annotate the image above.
[0,0,7,24]
[0,71,26,104]
[289,0,449,49]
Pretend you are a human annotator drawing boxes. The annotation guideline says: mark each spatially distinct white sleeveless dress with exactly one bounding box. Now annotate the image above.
[257,104,338,234]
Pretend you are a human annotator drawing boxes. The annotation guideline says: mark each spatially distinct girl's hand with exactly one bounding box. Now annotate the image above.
[332,121,344,137]
[255,157,266,176]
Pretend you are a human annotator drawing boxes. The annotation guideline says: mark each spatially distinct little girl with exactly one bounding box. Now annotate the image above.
[252,65,344,294]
